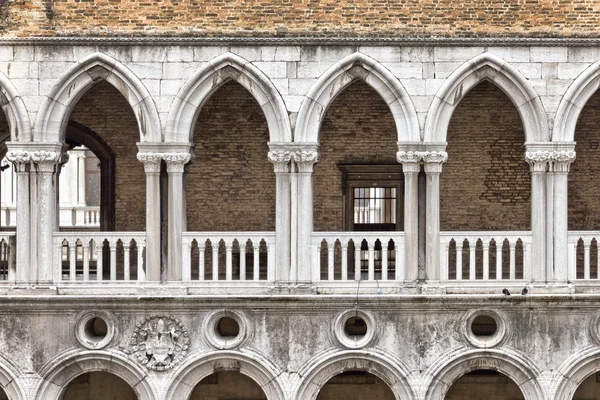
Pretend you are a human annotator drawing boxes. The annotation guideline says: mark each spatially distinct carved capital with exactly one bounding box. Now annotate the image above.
[551,150,576,173]
[6,151,31,172]
[137,152,163,173]
[163,152,192,173]
[268,150,292,173]
[292,150,320,173]
[525,151,551,173]
[396,151,421,174]
[31,151,62,173]
[421,151,447,174]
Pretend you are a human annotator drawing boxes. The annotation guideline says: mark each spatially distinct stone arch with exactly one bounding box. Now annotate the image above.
[424,52,549,143]
[553,61,600,142]
[553,346,600,399]
[293,350,416,400]
[165,52,292,144]
[0,71,31,142]
[164,350,285,400]
[0,354,26,400]
[34,52,162,143]
[295,52,420,144]
[422,348,545,400]
[35,350,155,400]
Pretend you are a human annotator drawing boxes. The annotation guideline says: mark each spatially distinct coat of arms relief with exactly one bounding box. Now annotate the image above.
[130,316,190,371]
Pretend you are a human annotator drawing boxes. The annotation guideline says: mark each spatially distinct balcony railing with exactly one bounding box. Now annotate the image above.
[311,232,405,282]
[440,231,532,282]
[0,232,15,281]
[568,232,600,280]
[53,232,146,283]
[182,232,275,282]
[59,205,101,228]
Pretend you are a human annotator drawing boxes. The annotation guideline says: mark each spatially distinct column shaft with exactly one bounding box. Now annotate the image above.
[138,153,162,282]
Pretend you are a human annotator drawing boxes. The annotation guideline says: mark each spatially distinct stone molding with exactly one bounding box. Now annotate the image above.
[397,150,448,173]
[7,150,64,173]
[421,151,448,173]
[551,151,576,173]
[525,150,552,172]
[137,152,163,173]
[5,36,600,46]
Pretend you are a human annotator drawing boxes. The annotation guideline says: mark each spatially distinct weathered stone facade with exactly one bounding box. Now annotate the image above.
[1,39,600,400]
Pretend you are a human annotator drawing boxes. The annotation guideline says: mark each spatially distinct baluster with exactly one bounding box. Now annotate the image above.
[83,241,89,282]
[69,242,76,281]
[354,241,361,281]
[584,241,591,280]
[368,241,374,281]
[510,241,516,280]
[456,240,463,281]
[182,241,191,282]
[314,242,321,282]
[240,243,246,281]
[96,241,103,282]
[137,242,145,282]
[440,242,449,280]
[382,241,388,281]
[267,240,274,281]
[483,241,489,281]
[110,241,117,281]
[253,243,260,281]
[212,240,219,281]
[199,244,205,281]
[396,240,404,281]
[341,243,348,281]
[597,239,600,280]
[469,240,475,281]
[568,241,577,281]
[226,242,233,281]
[328,241,334,281]
[124,242,131,281]
[496,242,502,280]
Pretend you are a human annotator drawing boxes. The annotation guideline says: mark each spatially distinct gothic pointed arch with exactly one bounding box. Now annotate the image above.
[0,71,31,142]
[165,52,292,144]
[295,52,420,144]
[293,349,416,400]
[553,61,600,142]
[165,350,285,400]
[421,348,545,400]
[424,52,549,143]
[34,52,162,143]
[35,350,156,400]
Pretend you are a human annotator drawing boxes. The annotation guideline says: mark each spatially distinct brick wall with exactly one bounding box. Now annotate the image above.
[314,80,397,232]
[69,80,146,231]
[569,90,600,230]
[186,81,274,232]
[5,1,600,37]
[440,81,531,231]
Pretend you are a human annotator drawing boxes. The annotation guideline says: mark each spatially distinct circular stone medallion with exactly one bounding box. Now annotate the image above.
[130,315,190,371]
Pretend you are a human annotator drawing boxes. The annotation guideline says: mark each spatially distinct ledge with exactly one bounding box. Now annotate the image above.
[3,36,600,47]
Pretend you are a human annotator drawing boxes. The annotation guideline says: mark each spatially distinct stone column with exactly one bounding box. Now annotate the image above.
[397,151,421,281]
[6,151,31,283]
[268,150,292,282]
[525,151,550,282]
[32,150,62,283]
[551,151,576,283]
[77,151,86,206]
[293,149,319,283]
[137,152,162,282]
[422,151,447,281]
[164,152,191,281]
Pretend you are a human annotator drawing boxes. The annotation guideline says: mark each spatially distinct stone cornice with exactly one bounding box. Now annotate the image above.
[4,36,600,47]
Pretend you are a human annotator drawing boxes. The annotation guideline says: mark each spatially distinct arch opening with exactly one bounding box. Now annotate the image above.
[573,371,600,400]
[190,371,267,400]
[186,81,273,280]
[444,369,524,400]
[62,371,137,400]
[316,370,396,400]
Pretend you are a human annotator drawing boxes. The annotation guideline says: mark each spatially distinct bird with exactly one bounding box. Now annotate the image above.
[502,288,510,296]
[521,287,528,295]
